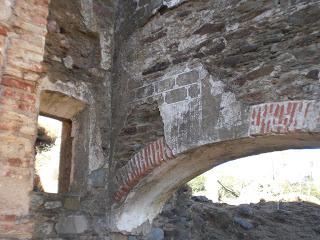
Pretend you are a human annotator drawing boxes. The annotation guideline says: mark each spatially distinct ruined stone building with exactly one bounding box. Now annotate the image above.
[0,0,319,239]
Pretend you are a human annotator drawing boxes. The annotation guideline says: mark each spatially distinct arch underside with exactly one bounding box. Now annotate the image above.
[111,99,320,233]
[112,131,320,233]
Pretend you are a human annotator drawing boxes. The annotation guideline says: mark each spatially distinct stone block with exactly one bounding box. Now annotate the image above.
[36,222,55,236]
[176,70,199,86]
[30,194,45,209]
[306,69,319,80]
[155,78,175,93]
[89,168,106,188]
[63,196,81,210]
[111,233,128,240]
[147,228,164,240]
[188,84,200,98]
[44,201,62,209]
[55,215,88,234]
[135,84,154,99]
[165,88,187,104]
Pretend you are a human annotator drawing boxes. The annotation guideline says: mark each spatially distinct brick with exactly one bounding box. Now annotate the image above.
[12,18,47,35]
[7,48,44,63]
[0,110,38,136]
[0,163,33,178]
[1,87,36,104]
[7,55,43,73]
[176,70,199,86]
[0,176,32,215]
[0,24,8,36]
[0,215,16,222]
[249,100,320,135]
[114,138,174,201]
[0,133,34,159]
[0,96,36,114]
[15,0,49,17]
[0,0,12,22]
[1,76,36,93]
[165,87,187,104]
[2,65,24,79]
[0,217,33,238]
[10,37,44,55]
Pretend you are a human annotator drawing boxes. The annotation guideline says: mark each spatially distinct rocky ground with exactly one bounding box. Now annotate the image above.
[136,186,320,240]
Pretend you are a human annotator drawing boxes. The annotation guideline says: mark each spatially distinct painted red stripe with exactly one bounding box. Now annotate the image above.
[279,105,284,124]
[289,102,298,127]
[256,109,261,126]
[263,105,268,118]
[269,104,274,114]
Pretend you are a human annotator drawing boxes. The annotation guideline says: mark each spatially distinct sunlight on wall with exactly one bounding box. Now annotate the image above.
[190,149,320,205]
[35,116,62,193]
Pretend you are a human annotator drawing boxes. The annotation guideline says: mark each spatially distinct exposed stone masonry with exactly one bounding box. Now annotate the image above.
[113,103,164,170]
[1,0,320,239]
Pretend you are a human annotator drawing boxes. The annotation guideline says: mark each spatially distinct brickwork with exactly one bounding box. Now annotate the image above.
[0,0,320,237]
[114,137,174,202]
[249,101,320,135]
[113,103,164,170]
[0,0,49,238]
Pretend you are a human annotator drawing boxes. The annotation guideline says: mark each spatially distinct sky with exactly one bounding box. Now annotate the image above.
[204,149,320,183]
[36,116,62,193]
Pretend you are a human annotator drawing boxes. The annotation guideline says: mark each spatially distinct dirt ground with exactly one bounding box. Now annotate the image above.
[145,186,320,240]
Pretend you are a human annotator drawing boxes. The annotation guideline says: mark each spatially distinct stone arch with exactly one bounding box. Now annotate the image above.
[111,100,320,234]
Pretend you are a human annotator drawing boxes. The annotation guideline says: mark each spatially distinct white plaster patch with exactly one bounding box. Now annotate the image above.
[208,76,225,96]
[160,101,192,155]
[226,23,239,32]
[163,0,187,8]
[253,9,275,22]
[217,92,242,130]
[99,31,112,70]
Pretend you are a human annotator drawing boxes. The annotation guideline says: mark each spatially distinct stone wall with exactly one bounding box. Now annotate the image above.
[115,0,320,157]
[0,0,320,238]
[31,192,108,239]
[31,0,115,239]
[111,0,187,172]
[0,0,114,238]
[110,0,320,233]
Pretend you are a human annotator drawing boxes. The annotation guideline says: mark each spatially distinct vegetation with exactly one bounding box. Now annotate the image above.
[35,126,57,153]
[188,175,206,194]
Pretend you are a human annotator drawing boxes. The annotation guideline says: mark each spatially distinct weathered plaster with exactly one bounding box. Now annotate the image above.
[40,77,105,172]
